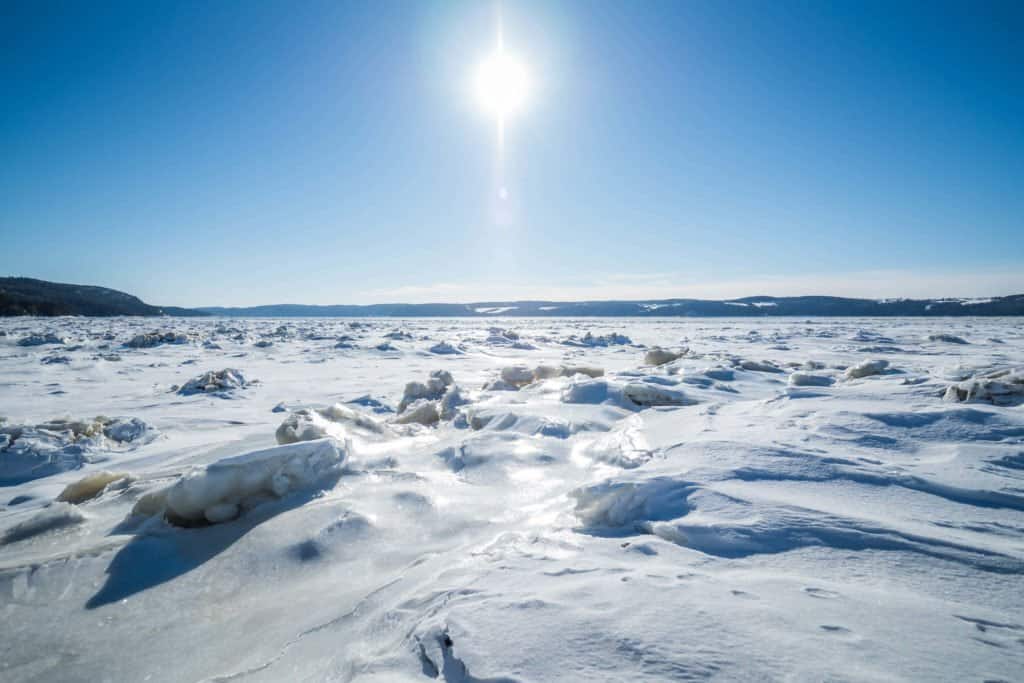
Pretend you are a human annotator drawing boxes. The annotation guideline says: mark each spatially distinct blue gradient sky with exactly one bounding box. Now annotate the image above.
[2,1,1022,306]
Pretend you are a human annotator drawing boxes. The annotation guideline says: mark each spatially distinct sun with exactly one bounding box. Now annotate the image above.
[475,51,529,117]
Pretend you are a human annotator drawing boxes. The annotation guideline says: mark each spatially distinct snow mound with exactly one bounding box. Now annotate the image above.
[845,359,890,379]
[144,439,345,526]
[644,347,686,366]
[944,369,1024,406]
[276,403,387,444]
[2,503,86,544]
[17,333,66,347]
[57,471,133,504]
[124,331,189,348]
[789,372,834,387]
[176,368,251,396]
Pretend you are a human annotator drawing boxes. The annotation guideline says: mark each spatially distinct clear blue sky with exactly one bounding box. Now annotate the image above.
[2,1,1022,306]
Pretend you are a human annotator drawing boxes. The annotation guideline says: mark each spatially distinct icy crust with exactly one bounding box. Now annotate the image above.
[0,416,156,484]
[136,439,345,525]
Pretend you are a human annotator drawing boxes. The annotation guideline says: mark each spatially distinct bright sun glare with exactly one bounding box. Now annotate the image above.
[476,52,528,117]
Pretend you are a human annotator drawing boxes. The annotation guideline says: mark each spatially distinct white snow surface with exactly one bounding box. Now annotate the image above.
[1,315,1023,681]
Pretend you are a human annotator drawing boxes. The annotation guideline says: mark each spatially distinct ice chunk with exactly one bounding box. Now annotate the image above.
[500,366,535,387]
[57,471,132,504]
[428,341,462,354]
[177,368,250,396]
[789,372,834,387]
[439,384,469,420]
[943,369,1024,406]
[156,439,346,525]
[393,400,440,426]
[927,334,968,344]
[739,360,784,373]
[0,416,154,484]
[622,382,698,407]
[103,417,153,443]
[845,359,889,379]
[562,378,616,405]
[563,331,632,347]
[560,365,604,379]
[276,403,386,444]
[124,331,189,348]
[17,333,66,347]
[644,347,686,366]
[398,370,453,412]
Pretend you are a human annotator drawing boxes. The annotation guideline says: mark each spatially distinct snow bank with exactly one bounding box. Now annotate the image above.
[176,368,251,396]
[845,359,889,379]
[149,439,346,525]
[2,503,86,544]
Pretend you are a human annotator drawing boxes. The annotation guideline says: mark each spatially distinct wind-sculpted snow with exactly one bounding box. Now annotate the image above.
[0,315,1022,681]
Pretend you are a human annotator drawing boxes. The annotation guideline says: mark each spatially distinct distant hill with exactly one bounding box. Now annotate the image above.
[199,294,1024,317]
[0,277,207,317]
[4,277,1022,317]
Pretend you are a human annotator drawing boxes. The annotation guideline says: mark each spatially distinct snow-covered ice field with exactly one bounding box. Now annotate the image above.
[1,316,1022,682]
